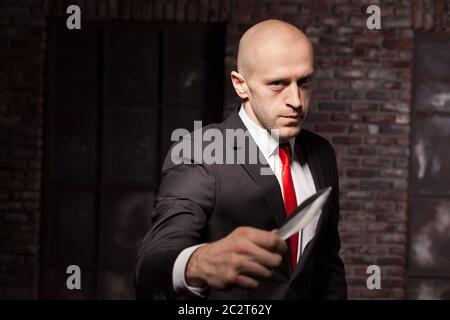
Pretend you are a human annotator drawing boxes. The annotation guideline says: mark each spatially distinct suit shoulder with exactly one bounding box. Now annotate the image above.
[299,129,336,157]
[162,121,223,170]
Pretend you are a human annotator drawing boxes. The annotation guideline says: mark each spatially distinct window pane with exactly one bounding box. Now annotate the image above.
[99,270,135,299]
[408,198,450,277]
[51,22,99,104]
[40,268,96,299]
[100,189,154,268]
[52,106,97,183]
[160,106,204,160]
[163,25,225,107]
[102,106,158,185]
[46,187,96,266]
[105,27,159,105]
[411,115,450,195]
[407,278,450,299]
[415,81,450,113]
[415,33,450,80]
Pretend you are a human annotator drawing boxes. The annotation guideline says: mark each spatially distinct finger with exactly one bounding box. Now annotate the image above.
[235,275,259,289]
[242,241,284,269]
[246,229,287,253]
[237,258,273,279]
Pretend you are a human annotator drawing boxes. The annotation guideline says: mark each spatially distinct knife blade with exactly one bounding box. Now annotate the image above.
[279,186,332,241]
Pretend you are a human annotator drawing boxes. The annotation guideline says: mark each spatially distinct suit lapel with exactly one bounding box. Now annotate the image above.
[222,109,286,229]
[296,131,326,192]
[222,109,291,274]
[291,131,328,279]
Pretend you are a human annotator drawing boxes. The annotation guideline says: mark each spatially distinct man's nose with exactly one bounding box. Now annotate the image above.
[285,83,302,109]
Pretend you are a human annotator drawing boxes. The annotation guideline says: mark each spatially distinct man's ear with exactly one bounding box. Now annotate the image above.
[230,71,249,100]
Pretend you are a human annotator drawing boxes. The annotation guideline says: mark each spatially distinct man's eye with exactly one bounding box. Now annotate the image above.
[300,77,312,87]
[270,81,285,87]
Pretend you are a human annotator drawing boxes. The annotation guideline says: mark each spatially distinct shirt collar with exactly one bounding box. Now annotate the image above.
[238,103,296,159]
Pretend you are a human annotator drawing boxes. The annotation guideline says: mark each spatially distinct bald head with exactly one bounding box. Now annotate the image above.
[237,19,313,79]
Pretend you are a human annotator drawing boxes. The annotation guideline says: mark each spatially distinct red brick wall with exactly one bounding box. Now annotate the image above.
[1,0,450,299]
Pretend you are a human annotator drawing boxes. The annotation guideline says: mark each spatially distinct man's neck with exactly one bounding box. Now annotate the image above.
[243,101,266,130]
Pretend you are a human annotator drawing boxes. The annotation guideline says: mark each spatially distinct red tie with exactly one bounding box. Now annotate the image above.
[279,142,299,269]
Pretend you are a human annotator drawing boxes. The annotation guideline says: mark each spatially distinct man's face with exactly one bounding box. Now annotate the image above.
[237,40,314,142]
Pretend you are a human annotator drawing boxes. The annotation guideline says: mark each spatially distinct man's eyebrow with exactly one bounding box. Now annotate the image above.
[264,71,314,83]
[268,78,289,83]
[298,73,314,81]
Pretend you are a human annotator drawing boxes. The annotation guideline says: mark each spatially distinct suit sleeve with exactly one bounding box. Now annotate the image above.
[133,139,216,300]
[313,142,348,299]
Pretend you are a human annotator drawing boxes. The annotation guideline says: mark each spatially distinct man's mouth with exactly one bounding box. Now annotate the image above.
[281,114,305,120]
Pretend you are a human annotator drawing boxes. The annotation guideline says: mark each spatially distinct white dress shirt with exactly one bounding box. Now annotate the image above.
[172,105,320,296]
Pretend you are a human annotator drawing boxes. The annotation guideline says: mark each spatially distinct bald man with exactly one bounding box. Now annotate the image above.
[134,19,347,300]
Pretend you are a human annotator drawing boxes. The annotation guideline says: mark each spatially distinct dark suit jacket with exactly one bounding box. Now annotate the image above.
[133,107,347,300]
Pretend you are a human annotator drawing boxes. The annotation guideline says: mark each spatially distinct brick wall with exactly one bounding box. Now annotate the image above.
[0,0,46,298]
[1,0,449,299]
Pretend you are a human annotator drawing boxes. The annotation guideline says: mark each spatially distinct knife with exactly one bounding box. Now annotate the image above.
[279,186,332,241]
